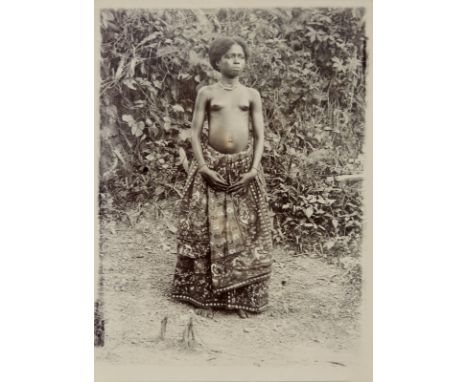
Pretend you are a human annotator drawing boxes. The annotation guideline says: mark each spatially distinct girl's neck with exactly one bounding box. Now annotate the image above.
[219,76,240,86]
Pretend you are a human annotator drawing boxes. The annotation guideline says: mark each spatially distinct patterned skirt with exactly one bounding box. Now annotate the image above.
[171,139,274,313]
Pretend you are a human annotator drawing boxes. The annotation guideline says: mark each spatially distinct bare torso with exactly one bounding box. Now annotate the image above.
[206,84,252,154]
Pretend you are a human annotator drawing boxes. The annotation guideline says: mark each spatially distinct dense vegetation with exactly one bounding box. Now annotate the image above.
[98,8,368,284]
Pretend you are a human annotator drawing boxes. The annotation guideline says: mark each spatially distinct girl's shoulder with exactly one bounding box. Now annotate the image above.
[195,84,216,102]
[197,84,215,94]
[243,86,261,102]
[241,85,260,94]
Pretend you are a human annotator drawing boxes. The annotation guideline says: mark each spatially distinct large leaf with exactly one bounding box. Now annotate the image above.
[178,129,192,142]
[137,31,162,47]
[304,207,314,219]
[114,56,126,80]
[188,50,200,66]
[131,121,145,137]
[122,79,137,90]
[172,104,185,113]
[122,114,135,124]
[178,147,189,173]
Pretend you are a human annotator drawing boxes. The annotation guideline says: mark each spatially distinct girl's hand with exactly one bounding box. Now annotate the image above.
[199,166,228,192]
[228,170,257,193]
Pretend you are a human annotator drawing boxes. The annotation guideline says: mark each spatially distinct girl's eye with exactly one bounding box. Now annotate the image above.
[225,54,244,60]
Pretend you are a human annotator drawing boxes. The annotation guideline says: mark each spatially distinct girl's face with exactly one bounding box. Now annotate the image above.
[217,44,246,77]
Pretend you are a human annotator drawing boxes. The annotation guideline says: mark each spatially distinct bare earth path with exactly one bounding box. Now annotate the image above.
[95,203,361,379]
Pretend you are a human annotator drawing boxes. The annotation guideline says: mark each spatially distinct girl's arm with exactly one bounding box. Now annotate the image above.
[227,88,265,193]
[190,86,209,168]
[249,88,265,173]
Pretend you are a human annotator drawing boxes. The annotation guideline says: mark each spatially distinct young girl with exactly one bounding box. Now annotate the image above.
[171,37,273,319]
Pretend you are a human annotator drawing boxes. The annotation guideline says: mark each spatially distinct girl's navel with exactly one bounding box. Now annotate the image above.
[224,135,234,148]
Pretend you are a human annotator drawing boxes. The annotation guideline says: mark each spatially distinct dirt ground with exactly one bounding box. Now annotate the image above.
[95,202,362,379]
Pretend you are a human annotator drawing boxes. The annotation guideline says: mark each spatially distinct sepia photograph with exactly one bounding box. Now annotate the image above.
[4,1,468,382]
[94,1,372,380]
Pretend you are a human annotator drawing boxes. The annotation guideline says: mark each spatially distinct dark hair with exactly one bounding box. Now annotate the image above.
[208,37,249,71]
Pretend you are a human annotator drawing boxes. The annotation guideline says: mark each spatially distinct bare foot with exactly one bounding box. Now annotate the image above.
[237,309,249,319]
[195,308,214,319]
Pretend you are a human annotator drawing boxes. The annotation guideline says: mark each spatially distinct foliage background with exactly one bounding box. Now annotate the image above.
[98,7,368,285]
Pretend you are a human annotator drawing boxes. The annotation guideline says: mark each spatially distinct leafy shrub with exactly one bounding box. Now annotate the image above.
[98,8,368,269]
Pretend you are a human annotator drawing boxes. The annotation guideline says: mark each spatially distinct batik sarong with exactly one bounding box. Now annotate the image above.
[171,138,273,313]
